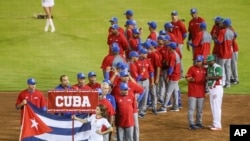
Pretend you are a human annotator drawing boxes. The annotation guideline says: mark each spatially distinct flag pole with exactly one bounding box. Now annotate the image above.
[72,113,74,141]
[19,105,26,141]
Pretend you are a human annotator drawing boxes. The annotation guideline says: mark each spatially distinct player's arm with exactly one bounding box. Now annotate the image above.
[206,67,222,80]
[16,99,27,110]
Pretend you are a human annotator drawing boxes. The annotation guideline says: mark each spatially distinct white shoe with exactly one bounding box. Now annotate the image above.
[51,27,55,32]
[44,26,49,32]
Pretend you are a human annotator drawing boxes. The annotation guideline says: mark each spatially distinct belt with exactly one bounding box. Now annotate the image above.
[209,85,222,89]
[140,78,148,81]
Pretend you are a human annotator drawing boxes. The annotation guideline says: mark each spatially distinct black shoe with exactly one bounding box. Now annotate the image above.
[223,84,230,88]
[189,125,197,130]
[152,108,158,115]
[195,124,204,129]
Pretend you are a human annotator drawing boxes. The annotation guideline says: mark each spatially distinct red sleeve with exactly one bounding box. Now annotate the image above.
[148,59,154,73]
[129,63,139,79]
[178,20,187,35]
[129,38,138,51]
[168,53,175,68]
[217,29,225,43]
[192,31,203,46]
[185,66,194,78]
[132,82,144,94]
[120,34,129,51]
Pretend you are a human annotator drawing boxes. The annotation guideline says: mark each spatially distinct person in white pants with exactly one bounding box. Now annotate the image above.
[206,55,223,131]
[42,0,55,32]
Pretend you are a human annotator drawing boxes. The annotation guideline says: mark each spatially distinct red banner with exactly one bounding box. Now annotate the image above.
[47,90,99,113]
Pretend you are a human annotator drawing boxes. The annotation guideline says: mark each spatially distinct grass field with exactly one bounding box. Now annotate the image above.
[0,0,249,94]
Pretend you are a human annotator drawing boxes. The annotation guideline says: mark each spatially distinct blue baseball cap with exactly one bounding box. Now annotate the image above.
[96,88,102,95]
[223,18,231,26]
[159,30,166,35]
[124,10,133,16]
[125,20,135,26]
[163,35,171,41]
[158,35,165,40]
[27,78,36,85]
[164,22,174,29]
[132,28,140,34]
[120,71,129,77]
[138,48,148,54]
[171,10,178,16]
[120,82,129,90]
[88,71,96,77]
[148,21,157,29]
[200,22,207,29]
[77,72,85,79]
[142,41,152,49]
[168,42,177,49]
[213,16,223,22]
[190,8,198,14]
[150,40,158,47]
[109,17,118,23]
[111,24,119,30]
[196,55,204,62]
[129,51,139,58]
[111,42,120,53]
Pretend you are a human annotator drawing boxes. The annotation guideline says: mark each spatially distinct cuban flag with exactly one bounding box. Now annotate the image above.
[20,102,91,141]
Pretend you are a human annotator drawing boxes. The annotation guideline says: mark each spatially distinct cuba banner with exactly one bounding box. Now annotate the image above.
[47,90,99,113]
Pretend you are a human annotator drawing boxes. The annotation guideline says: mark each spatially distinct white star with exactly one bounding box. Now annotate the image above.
[30,118,39,130]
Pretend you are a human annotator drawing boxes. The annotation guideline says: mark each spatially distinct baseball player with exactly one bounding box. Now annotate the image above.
[108,17,125,36]
[101,42,126,80]
[171,10,188,78]
[185,55,207,130]
[71,72,92,90]
[187,8,205,54]
[210,16,224,63]
[215,18,235,88]
[147,21,158,41]
[42,0,55,32]
[107,24,129,58]
[55,74,71,90]
[188,22,212,64]
[124,20,135,41]
[15,78,47,124]
[87,71,101,89]
[115,82,137,141]
[157,42,181,113]
[205,55,223,131]
[129,28,142,52]
[127,51,140,80]
[136,48,155,117]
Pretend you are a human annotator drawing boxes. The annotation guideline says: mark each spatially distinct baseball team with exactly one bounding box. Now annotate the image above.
[16,0,240,140]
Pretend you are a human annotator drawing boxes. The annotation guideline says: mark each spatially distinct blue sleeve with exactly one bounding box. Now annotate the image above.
[42,106,47,112]
[214,39,221,44]
[182,33,187,39]
[167,67,174,75]
[104,71,110,80]
[136,75,142,81]
[150,72,154,78]
[137,90,145,102]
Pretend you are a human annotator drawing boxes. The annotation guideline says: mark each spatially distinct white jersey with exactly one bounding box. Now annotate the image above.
[87,114,111,141]
[42,0,54,7]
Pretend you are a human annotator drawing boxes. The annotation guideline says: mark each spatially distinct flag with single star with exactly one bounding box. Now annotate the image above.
[20,104,52,140]
[20,102,91,141]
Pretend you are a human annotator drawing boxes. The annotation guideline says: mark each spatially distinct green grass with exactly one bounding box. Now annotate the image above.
[0,0,249,94]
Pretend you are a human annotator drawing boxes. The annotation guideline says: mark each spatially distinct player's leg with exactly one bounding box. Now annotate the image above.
[224,59,232,88]
[133,113,139,141]
[211,86,223,129]
[231,52,239,84]
[118,127,125,141]
[138,79,149,117]
[196,97,205,127]
[188,97,197,129]
[43,7,50,32]
[150,85,157,115]
[218,58,226,86]
[125,127,134,141]
[170,82,179,111]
